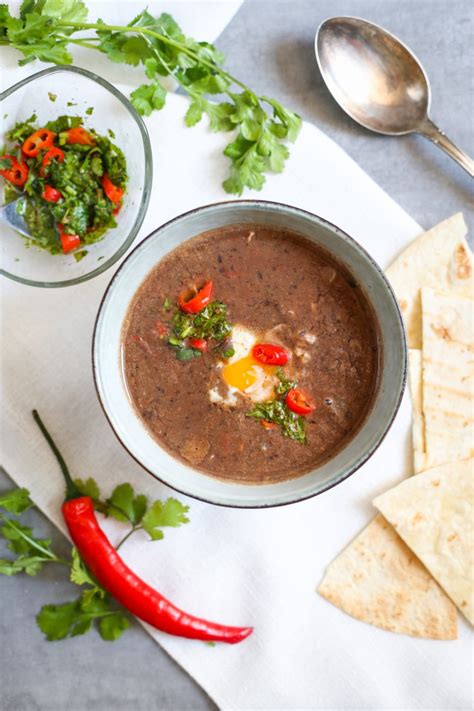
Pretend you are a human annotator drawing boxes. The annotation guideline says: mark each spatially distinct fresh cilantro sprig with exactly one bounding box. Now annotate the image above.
[0,2,301,194]
[0,488,69,575]
[247,369,306,443]
[0,481,190,642]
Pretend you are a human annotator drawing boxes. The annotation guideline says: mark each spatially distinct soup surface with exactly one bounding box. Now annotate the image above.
[122,225,380,484]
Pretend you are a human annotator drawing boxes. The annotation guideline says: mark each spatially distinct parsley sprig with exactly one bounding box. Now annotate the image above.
[0,481,189,642]
[0,2,301,194]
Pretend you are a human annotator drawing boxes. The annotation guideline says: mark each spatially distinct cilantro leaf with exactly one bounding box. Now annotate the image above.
[98,612,130,641]
[74,477,101,501]
[106,483,148,525]
[70,547,96,587]
[130,82,166,116]
[42,0,88,24]
[0,555,47,576]
[2,519,51,556]
[37,600,85,641]
[142,498,190,541]
[0,488,32,515]
[37,590,130,642]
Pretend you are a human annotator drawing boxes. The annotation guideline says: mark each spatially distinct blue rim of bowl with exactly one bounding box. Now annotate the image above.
[92,199,407,508]
[0,65,153,288]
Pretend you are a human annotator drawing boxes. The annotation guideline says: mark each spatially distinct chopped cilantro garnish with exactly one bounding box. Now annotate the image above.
[171,301,232,343]
[163,297,172,311]
[48,92,57,102]
[167,299,232,361]
[74,250,88,262]
[175,347,201,362]
[85,107,94,116]
[275,368,297,396]
[247,399,306,444]
[2,114,128,256]
[222,347,235,359]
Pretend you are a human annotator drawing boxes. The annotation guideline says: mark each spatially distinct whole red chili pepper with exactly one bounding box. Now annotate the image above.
[32,410,252,645]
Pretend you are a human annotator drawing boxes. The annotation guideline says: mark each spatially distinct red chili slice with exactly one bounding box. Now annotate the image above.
[22,129,55,157]
[189,338,208,352]
[260,420,277,430]
[285,388,316,416]
[154,321,168,338]
[42,184,62,203]
[252,343,289,366]
[178,281,213,314]
[112,200,123,217]
[102,173,124,204]
[58,224,81,254]
[40,147,65,177]
[65,126,95,146]
[0,154,28,186]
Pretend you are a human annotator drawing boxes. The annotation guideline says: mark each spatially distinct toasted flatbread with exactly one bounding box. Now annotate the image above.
[317,515,457,639]
[421,288,474,468]
[408,349,426,473]
[374,459,474,625]
[386,213,473,348]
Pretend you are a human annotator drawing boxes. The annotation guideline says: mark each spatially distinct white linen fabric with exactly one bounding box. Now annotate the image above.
[1,5,472,710]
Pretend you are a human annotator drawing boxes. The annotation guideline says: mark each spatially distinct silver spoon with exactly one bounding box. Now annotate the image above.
[0,197,31,237]
[315,16,474,177]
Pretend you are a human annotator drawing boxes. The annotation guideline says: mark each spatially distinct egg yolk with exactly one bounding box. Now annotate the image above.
[223,356,274,392]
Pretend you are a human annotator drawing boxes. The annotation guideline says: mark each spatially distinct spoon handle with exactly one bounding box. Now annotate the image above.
[418,118,474,177]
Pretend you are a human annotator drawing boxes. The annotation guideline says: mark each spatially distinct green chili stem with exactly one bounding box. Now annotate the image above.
[32,410,80,500]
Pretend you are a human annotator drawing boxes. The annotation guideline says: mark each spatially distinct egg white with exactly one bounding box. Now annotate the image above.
[208,324,278,407]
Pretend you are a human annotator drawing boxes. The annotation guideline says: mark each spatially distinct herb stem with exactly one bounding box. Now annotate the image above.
[0,516,69,565]
[116,526,142,551]
[57,36,102,50]
[56,21,256,98]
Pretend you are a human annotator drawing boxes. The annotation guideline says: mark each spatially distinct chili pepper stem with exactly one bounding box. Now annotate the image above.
[32,410,80,500]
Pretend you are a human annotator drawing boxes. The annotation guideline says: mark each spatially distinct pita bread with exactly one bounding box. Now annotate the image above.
[421,288,474,469]
[408,349,427,473]
[317,515,457,639]
[386,213,473,348]
[374,459,474,625]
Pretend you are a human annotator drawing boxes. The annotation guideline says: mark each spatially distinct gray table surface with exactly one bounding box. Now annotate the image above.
[1,2,472,710]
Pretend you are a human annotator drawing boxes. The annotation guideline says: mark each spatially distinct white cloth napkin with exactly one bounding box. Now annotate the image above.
[1,6,472,710]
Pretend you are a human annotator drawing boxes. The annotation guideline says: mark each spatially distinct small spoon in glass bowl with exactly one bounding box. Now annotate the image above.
[0,198,31,237]
[315,16,474,177]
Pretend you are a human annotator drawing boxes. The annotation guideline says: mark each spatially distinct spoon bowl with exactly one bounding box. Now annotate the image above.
[315,17,473,175]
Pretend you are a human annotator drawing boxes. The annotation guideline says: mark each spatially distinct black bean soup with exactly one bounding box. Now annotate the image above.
[122,225,380,484]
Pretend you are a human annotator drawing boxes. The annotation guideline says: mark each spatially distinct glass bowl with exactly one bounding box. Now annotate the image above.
[0,66,152,288]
